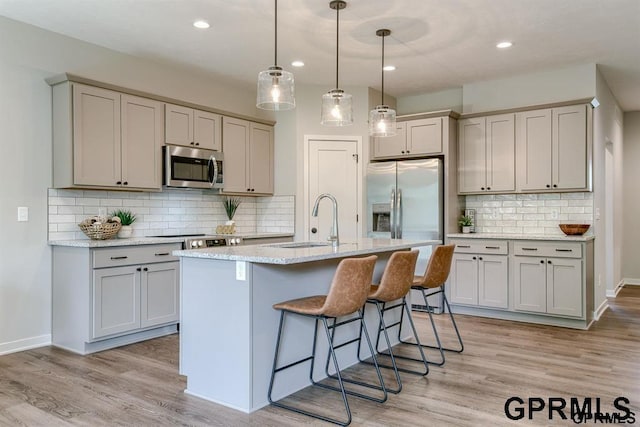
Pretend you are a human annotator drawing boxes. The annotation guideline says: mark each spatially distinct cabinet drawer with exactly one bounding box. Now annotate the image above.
[513,241,581,258]
[93,243,181,268]
[452,240,508,255]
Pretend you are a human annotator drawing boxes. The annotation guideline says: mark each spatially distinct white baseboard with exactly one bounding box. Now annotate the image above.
[594,299,609,321]
[606,280,626,298]
[623,278,640,286]
[0,334,51,356]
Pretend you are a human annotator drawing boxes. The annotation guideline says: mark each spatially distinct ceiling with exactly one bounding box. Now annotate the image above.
[1,0,639,111]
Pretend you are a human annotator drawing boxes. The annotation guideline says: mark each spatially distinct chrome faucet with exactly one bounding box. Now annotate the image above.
[312,193,339,248]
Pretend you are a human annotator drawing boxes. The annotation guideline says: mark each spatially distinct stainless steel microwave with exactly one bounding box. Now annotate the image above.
[163,145,223,189]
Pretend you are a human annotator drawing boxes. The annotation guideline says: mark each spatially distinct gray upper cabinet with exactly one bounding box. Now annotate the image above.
[222,116,274,195]
[165,103,221,151]
[516,104,589,192]
[372,117,443,160]
[458,114,515,194]
[53,82,163,190]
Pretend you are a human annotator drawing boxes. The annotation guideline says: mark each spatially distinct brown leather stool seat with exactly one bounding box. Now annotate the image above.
[398,244,464,366]
[267,255,387,426]
[356,250,431,394]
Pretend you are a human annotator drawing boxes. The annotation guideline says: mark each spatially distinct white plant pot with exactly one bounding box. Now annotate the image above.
[462,226,471,234]
[225,220,235,226]
[118,225,133,238]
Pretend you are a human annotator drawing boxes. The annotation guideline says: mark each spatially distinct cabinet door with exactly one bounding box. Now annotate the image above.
[222,117,250,193]
[449,254,478,305]
[552,105,587,190]
[458,117,486,193]
[478,255,508,309]
[516,109,552,191]
[249,122,274,194]
[140,262,180,328]
[73,84,121,187]
[407,118,442,155]
[121,95,163,190]
[486,114,515,192]
[165,103,194,146]
[194,110,221,151]
[92,266,140,339]
[546,258,583,317]
[513,257,547,313]
[372,122,406,159]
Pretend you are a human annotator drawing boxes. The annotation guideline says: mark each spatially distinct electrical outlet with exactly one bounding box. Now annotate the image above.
[17,207,29,222]
[551,209,559,220]
[598,274,601,287]
[236,261,246,281]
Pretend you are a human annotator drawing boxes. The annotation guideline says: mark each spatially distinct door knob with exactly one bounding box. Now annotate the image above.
[311,227,317,234]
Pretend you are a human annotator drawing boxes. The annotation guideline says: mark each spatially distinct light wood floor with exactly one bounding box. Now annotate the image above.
[1,287,639,426]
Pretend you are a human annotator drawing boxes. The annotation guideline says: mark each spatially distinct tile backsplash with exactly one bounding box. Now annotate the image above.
[463,192,593,235]
[48,188,295,240]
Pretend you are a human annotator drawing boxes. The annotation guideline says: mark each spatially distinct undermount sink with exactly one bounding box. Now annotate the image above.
[271,242,333,249]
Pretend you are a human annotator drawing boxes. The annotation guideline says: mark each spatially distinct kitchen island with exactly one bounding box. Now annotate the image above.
[174,238,439,413]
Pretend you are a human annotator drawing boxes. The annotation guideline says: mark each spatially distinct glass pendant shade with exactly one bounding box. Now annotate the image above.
[321,89,353,126]
[257,66,295,110]
[369,105,397,137]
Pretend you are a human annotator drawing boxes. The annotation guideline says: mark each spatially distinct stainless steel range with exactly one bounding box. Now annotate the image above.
[151,233,242,249]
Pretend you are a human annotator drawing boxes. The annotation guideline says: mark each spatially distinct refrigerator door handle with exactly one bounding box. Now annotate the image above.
[390,188,396,239]
[397,188,403,239]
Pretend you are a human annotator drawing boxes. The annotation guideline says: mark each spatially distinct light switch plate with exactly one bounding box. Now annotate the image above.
[236,261,246,281]
[17,207,28,222]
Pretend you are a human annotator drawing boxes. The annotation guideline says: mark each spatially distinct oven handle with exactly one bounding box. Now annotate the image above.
[208,155,218,188]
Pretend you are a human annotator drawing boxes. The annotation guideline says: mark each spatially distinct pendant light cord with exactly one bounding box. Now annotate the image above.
[274,0,278,66]
[335,4,340,89]
[381,32,385,105]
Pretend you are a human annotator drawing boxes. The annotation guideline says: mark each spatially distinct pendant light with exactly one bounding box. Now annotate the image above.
[257,0,295,110]
[369,29,396,137]
[321,0,353,126]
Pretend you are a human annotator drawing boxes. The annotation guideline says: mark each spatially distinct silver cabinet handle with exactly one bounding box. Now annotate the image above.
[555,248,572,252]
[458,245,471,248]
[522,248,538,251]
[155,252,170,256]
[485,246,500,249]
[110,256,128,260]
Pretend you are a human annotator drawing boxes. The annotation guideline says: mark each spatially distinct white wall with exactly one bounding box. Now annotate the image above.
[397,87,463,115]
[622,112,640,282]
[594,68,624,303]
[0,16,270,354]
[462,64,596,114]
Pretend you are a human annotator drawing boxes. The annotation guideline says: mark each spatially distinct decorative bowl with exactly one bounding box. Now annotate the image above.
[559,224,590,236]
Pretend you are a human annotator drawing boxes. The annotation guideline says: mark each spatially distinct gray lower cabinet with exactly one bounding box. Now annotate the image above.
[53,243,180,354]
[449,240,509,309]
[448,237,593,328]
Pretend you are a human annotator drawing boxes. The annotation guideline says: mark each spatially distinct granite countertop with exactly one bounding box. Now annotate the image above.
[447,233,594,242]
[48,232,294,248]
[173,238,441,265]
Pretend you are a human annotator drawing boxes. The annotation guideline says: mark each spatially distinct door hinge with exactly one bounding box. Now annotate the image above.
[352,153,359,163]
[356,214,359,222]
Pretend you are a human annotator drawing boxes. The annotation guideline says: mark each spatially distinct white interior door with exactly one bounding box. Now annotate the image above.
[306,137,360,243]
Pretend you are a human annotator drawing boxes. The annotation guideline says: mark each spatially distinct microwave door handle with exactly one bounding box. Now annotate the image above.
[208,155,218,187]
[390,188,396,239]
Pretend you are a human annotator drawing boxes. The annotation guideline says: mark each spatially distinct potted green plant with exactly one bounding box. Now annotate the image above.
[458,215,473,234]
[222,196,241,225]
[111,209,137,238]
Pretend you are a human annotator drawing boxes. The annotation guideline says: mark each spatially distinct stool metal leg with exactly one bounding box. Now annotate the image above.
[320,310,388,403]
[268,311,352,426]
[357,297,430,377]
[398,286,464,366]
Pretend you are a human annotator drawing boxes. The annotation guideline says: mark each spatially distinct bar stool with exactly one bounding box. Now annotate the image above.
[398,244,463,366]
[357,250,430,394]
[267,255,386,426]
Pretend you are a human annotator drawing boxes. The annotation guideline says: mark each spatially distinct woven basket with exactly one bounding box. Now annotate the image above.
[78,220,122,240]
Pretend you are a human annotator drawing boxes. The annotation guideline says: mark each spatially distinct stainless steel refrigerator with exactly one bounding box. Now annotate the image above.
[366,158,443,311]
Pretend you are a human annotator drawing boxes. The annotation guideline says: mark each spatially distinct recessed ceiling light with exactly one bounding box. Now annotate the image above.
[383,65,396,71]
[291,60,305,67]
[193,20,210,29]
[496,41,513,49]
